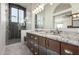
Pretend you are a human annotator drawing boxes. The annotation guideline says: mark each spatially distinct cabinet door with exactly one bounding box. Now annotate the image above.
[28,34,34,45]
[61,43,78,55]
[77,47,79,55]
[27,33,31,38]
[39,36,46,47]
[33,35,39,44]
[38,46,47,55]
[30,34,34,40]
[27,42,31,49]
[30,44,34,53]
[33,44,39,55]
[47,39,60,54]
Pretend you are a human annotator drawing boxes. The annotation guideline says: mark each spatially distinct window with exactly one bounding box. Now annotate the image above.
[11,7,18,22]
[19,9,24,23]
[9,3,26,24]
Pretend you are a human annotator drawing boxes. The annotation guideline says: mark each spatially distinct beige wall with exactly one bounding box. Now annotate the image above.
[44,4,53,29]
[71,3,79,13]
[0,3,7,54]
[26,7,32,30]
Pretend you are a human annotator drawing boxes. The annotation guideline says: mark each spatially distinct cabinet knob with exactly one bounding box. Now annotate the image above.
[30,41,33,44]
[35,37,38,40]
[34,44,37,47]
[35,52,38,55]
[31,48,33,50]
[64,49,73,54]
[31,36,33,38]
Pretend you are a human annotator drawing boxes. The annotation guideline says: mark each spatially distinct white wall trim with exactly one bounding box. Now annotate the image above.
[52,8,72,16]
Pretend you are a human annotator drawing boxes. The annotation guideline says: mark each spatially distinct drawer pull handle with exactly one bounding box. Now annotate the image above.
[31,48,33,50]
[35,37,37,40]
[30,41,33,44]
[31,36,33,38]
[64,49,73,54]
[35,52,38,55]
[34,44,38,46]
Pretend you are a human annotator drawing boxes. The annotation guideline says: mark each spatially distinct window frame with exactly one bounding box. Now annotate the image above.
[9,3,26,23]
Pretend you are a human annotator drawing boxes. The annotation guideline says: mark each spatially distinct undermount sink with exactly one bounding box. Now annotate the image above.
[38,31,61,37]
[38,31,79,41]
[37,31,56,36]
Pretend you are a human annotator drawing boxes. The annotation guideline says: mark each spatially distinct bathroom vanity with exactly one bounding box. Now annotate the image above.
[25,31,79,55]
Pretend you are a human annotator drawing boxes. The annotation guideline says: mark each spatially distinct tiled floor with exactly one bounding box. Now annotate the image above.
[6,39,21,45]
[4,43,32,55]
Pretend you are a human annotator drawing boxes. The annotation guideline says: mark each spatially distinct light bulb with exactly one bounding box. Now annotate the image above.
[36,8,38,11]
[39,5,44,11]
[77,14,79,17]
[39,8,41,13]
[73,15,76,17]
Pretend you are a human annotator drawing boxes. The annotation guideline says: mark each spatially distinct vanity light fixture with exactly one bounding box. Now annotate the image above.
[35,8,39,14]
[32,4,46,14]
[72,13,79,18]
[36,10,38,14]
[77,14,79,17]
[32,9,35,14]
[73,14,77,18]
[38,7,41,13]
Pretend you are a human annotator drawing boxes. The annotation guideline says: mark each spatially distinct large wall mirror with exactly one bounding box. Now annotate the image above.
[54,12,72,29]
[35,13,44,29]
[70,13,79,28]
[53,3,72,29]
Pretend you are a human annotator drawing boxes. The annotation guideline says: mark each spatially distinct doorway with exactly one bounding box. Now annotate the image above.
[6,3,26,45]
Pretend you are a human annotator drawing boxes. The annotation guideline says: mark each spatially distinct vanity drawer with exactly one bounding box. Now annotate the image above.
[30,34,35,39]
[27,42,32,49]
[28,34,35,43]
[33,44,39,55]
[38,46,47,55]
[47,39,60,54]
[39,36,46,47]
[27,33,31,38]
[33,35,39,44]
[27,33,34,40]
[77,47,79,54]
[61,43,78,55]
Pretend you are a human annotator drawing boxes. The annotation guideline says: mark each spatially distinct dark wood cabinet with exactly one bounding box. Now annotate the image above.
[33,44,39,55]
[26,33,79,55]
[61,43,78,55]
[27,42,32,50]
[38,46,47,55]
[27,33,31,38]
[33,35,39,44]
[39,36,46,47]
[38,36,47,55]
[77,47,79,54]
[47,39,60,54]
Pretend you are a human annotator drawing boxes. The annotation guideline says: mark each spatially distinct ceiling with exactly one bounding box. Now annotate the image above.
[16,3,41,11]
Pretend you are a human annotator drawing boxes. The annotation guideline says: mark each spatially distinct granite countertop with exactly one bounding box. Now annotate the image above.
[27,31,79,46]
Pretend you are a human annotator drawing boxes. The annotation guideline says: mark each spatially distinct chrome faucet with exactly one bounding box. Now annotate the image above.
[54,28,62,35]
